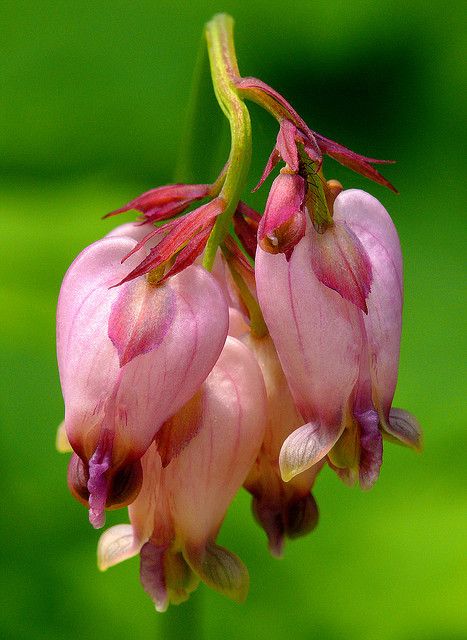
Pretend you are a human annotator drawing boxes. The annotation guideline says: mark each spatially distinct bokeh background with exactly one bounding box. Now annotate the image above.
[1,1,465,639]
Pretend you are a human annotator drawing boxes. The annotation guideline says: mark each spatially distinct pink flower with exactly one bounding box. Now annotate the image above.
[57,234,229,528]
[97,336,267,610]
[242,335,322,557]
[255,189,421,489]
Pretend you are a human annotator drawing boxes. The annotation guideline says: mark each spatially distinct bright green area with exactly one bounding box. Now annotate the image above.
[1,1,465,639]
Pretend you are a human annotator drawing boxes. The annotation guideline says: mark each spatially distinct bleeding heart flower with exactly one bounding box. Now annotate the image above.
[242,335,322,557]
[255,189,421,489]
[97,336,267,610]
[57,234,229,528]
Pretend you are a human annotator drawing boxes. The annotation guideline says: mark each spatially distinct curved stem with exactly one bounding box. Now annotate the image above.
[202,14,252,270]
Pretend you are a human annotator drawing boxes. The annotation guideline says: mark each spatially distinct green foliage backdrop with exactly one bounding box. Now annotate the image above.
[1,1,465,639]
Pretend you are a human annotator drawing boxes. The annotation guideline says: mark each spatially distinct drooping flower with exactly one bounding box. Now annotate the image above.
[97,336,267,610]
[57,234,229,528]
[242,335,322,557]
[255,189,421,489]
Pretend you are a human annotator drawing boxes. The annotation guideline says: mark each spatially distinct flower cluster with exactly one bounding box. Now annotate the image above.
[56,13,421,610]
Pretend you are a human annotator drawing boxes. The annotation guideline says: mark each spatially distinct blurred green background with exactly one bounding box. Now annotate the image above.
[1,1,466,639]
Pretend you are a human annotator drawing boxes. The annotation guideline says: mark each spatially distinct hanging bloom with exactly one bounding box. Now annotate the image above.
[242,335,322,557]
[57,234,229,528]
[255,189,421,489]
[97,336,267,610]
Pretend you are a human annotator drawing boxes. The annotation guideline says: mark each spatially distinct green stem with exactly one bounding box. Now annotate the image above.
[202,14,252,270]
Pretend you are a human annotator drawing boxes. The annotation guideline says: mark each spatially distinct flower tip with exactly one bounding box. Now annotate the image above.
[279,422,344,482]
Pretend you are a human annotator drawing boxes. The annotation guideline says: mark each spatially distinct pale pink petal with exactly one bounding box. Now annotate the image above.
[384,407,423,451]
[57,237,228,526]
[279,421,345,482]
[334,189,403,418]
[309,221,373,313]
[98,524,142,571]
[256,232,362,433]
[166,337,267,546]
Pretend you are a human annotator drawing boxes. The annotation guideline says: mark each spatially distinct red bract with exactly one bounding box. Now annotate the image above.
[116,197,226,285]
[238,76,396,193]
[105,183,212,223]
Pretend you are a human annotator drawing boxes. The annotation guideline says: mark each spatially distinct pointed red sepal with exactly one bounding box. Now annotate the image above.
[237,76,396,192]
[116,198,225,285]
[309,221,373,313]
[159,226,213,283]
[104,183,212,221]
[253,148,280,192]
[313,133,398,193]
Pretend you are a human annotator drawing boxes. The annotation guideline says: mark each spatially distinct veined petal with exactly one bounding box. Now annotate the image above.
[98,524,142,571]
[334,190,403,417]
[256,232,363,437]
[309,221,373,313]
[167,337,266,545]
[108,278,176,367]
[279,421,344,482]
[383,408,423,451]
[58,238,228,525]
[185,541,249,603]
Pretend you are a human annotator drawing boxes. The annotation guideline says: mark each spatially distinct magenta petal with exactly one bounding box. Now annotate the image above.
[108,278,176,367]
[309,221,373,313]
[140,542,169,612]
[87,429,114,528]
[356,408,382,489]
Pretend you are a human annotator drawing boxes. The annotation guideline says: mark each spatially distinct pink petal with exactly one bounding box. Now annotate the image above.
[279,421,345,481]
[57,237,229,524]
[333,190,403,417]
[108,278,176,367]
[166,337,267,546]
[255,231,363,473]
[308,221,373,313]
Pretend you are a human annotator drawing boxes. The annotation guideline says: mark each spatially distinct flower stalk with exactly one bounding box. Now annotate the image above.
[202,14,252,270]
